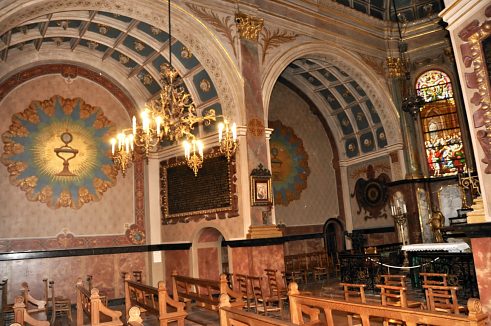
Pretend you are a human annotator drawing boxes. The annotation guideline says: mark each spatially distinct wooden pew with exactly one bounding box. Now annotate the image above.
[1,278,14,325]
[76,279,123,326]
[124,274,187,326]
[11,296,49,326]
[21,282,46,314]
[220,282,488,326]
[171,271,244,313]
[287,282,487,326]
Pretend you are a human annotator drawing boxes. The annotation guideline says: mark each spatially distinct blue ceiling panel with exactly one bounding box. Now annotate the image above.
[376,127,388,148]
[301,73,323,87]
[365,100,381,124]
[345,138,359,158]
[192,69,217,103]
[319,89,341,110]
[171,41,200,70]
[360,132,375,153]
[335,85,356,104]
[337,112,354,135]
[137,22,169,43]
[351,105,369,130]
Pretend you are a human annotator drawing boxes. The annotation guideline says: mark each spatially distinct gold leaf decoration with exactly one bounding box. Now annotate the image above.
[259,28,298,64]
[186,3,237,58]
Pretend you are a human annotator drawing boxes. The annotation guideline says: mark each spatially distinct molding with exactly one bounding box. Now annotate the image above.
[0,243,191,262]
[388,175,459,186]
[352,226,395,234]
[442,222,491,238]
[225,232,323,248]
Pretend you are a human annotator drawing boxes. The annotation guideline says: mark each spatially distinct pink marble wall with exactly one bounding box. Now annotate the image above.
[284,238,324,256]
[198,248,219,280]
[231,245,284,277]
[0,252,146,303]
[471,237,491,320]
[165,249,190,288]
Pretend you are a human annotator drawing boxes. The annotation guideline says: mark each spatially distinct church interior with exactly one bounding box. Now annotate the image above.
[1,0,491,325]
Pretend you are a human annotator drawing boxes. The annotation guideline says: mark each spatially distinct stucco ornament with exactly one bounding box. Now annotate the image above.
[1,96,117,209]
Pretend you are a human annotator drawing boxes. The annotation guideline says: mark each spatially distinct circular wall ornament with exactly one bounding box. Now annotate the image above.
[1,96,117,209]
[269,120,310,206]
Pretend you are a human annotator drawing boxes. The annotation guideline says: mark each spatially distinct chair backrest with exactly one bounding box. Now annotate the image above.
[264,269,282,298]
[248,276,265,307]
[132,271,143,283]
[376,284,408,308]
[381,275,406,287]
[420,272,448,287]
[423,284,461,314]
[339,283,366,304]
[235,274,250,298]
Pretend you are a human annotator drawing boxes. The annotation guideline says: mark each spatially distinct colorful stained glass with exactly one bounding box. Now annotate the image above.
[416,70,465,178]
[416,70,453,102]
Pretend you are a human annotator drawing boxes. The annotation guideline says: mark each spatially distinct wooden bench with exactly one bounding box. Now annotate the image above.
[21,282,47,314]
[11,296,49,326]
[1,278,14,325]
[76,279,123,326]
[220,282,488,326]
[171,271,244,313]
[124,274,187,326]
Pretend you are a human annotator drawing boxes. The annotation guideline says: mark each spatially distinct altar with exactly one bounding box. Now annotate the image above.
[405,241,478,300]
[402,242,470,253]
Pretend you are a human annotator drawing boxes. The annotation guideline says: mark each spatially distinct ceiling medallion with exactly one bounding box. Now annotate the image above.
[1,96,117,209]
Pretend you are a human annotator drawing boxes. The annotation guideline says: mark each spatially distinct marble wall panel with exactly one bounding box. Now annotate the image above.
[165,250,190,288]
[198,248,219,280]
[471,237,491,320]
[0,252,146,303]
[230,247,251,276]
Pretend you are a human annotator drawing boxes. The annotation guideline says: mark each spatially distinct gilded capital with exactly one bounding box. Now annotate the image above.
[235,13,264,42]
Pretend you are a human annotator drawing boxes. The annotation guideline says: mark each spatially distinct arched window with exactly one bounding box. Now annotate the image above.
[416,70,465,177]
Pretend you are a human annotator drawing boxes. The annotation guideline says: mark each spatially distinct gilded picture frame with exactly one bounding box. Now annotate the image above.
[250,164,273,206]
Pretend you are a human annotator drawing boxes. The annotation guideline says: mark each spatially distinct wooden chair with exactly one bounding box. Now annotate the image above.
[48,280,72,324]
[381,274,406,287]
[423,284,465,314]
[264,269,287,311]
[340,283,366,326]
[248,276,281,317]
[377,284,423,326]
[132,271,143,283]
[235,274,255,312]
[420,272,448,287]
[1,279,14,325]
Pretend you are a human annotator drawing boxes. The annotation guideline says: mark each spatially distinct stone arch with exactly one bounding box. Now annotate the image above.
[261,41,403,151]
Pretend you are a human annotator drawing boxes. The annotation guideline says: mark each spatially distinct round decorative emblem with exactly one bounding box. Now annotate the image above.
[1,96,117,209]
[269,120,310,206]
[365,181,383,206]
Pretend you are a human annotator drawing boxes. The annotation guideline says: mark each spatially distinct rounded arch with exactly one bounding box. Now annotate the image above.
[261,41,403,148]
[0,0,244,123]
[190,226,229,279]
[323,217,346,255]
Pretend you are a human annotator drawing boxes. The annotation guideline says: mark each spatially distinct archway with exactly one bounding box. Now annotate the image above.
[191,227,228,280]
[323,217,346,257]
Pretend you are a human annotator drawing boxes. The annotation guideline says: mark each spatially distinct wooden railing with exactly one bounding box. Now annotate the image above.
[76,279,123,326]
[171,271,244,313]
[219,282,488,326]
[124,274,187,326]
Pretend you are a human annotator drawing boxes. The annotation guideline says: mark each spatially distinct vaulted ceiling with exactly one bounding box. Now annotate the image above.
[280,58,387,158]
[0,9,222,119]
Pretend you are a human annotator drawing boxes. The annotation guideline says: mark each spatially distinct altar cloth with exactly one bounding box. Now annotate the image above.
[402,242,470,253]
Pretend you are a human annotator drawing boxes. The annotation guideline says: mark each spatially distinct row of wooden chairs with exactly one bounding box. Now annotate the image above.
[234,269,287,317]
[341,272,464,326]
[284,252,336,283]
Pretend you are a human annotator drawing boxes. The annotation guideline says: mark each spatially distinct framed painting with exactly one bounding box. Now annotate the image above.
[250,164,273,206]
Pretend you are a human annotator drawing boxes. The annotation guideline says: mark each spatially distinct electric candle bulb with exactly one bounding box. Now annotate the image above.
[111,138,116,155]
[183,141,190,159]
[156,116,162,135]
[132,116,137,135]
[218,123,224,143]
[232,122,237,141]
[197,140,204,158]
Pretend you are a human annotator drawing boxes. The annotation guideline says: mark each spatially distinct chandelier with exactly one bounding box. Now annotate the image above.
[110,0,237,177]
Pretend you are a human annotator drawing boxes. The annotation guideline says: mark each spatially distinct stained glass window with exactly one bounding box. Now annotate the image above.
[416,70,465,177]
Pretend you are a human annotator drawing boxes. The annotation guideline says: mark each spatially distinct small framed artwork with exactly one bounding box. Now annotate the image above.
[250,164,273,206]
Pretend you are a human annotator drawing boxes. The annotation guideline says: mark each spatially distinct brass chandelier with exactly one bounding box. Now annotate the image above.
[110,0,237,177]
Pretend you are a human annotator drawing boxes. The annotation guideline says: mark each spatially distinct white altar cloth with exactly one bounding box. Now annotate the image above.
[402,242,470,253]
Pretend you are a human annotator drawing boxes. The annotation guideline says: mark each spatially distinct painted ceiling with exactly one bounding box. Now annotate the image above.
[0,10,222,128]
[280,58,388,158]
[334,0,444,21]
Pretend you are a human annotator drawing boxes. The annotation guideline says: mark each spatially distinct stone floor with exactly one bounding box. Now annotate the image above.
[5,277,428,326]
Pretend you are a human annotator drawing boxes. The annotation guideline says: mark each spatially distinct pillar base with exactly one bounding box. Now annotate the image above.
[467,197,486,223]
[247,225,283,239]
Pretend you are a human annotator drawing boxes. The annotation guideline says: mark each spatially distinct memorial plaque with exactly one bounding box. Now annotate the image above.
[160,152,237,223]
